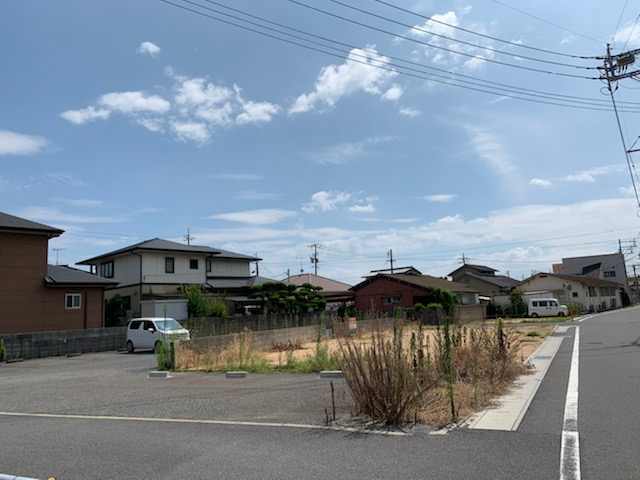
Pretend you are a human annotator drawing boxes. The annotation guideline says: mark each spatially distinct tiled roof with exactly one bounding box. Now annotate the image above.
[465,272,519,289]
[352,273,477,293]
[0,211,63,237]
[285,273,352,291]
[45,265,118,286]
[78,238,258,264]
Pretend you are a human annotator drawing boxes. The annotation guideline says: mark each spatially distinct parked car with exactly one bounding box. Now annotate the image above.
[126,317,190,353]
[527,298,568,318]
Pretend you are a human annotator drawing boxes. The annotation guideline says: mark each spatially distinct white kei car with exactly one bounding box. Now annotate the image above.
[125,317,190,353]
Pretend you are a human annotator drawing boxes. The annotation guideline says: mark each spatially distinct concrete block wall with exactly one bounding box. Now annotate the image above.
[0,327,127,360]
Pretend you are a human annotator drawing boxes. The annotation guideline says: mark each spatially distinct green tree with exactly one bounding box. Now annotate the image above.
[105,294,125,327]
[179,284,229,317]
[249,282,326,314]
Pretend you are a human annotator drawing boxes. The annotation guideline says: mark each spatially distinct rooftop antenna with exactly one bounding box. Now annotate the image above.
[52,248,66,265]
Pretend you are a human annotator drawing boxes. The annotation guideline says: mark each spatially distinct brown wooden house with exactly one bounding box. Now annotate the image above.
[0,212,116,334]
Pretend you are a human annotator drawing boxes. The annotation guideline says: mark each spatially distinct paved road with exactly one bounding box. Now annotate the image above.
[0,309,638,479]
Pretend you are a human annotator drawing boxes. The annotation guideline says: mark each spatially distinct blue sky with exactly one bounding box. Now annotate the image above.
[2,0,640,284]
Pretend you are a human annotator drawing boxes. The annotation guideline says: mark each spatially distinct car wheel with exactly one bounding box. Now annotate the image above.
[126,340,135,354]
[558,312,565,317]
[530,313,538,318]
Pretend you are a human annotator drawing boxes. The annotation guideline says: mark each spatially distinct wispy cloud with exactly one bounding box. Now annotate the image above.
[564,164,625,183]
[0,130,50,156]
[399,107,422,118]
[303,191,352,213]
[289,46,398,114]
[137,41,161,57]
[210,209,297,225]
[424,194,457,203]
[17,207,127,224]
[235,190,281,201]
[349,203,376,213]
[530,178,552,188]
[306,136,397,165]
[52,198,105,208]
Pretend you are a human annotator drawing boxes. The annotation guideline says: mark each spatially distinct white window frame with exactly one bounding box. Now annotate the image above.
[65,293,82,310]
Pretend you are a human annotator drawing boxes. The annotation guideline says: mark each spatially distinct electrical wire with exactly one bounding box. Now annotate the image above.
[161,0,640,113]
[290,0,599,80]
[327,0,597,70]
[377,0,602,56]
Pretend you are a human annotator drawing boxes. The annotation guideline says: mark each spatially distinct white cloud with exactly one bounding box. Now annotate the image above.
[137,41,161,57]
[175,78,233,109]
[0,130,49,156]
[235,190,281,201]
[564,165,624,183]
[135,117,165,133]
[530,178,552,188]
[425,194,457,203]
[408,9,494,71]
[170,121,209,144]
[399,107,422,118]
[289,46,398,114]
[98,91,170,114]
[302,191,352,212]
[612,21,640,48]
[382,84,403,101]
[59,106,110,125]
[236,99,280,125]
[53,198,105,207]
[210,209,297,225]
[349,204,376,213]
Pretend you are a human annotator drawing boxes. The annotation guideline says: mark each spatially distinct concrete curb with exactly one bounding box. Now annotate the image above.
[463,326,569,431]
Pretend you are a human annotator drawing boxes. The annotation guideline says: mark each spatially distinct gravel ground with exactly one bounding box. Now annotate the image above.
[0,351,354,427]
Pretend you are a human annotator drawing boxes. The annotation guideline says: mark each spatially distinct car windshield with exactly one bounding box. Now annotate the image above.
[154,319,184,331]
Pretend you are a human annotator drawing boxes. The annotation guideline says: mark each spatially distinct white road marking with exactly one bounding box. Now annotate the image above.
[0,411,407,436]
[560,326,581,480]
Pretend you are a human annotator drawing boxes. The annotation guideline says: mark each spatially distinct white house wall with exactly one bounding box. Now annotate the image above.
[111,255,139,285]
[141,252,206,284]
[211,258,251,277]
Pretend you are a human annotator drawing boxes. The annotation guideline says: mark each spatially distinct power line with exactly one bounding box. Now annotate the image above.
[160,0,640,113]
[327,0,598,70]
[291,0,599,79]
[376,0,602,55]
[487,0,603,44]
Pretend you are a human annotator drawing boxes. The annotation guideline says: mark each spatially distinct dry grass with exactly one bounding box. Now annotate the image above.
[175,320,553,427]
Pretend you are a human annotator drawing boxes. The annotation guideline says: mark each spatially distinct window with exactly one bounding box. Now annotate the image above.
[604,271,616,278]
[206,259,212,273]
[100,261,114,278]
[572,292,578,298]
[190,259,199,270]
[383,295,401,305]
[588,286,597,297]
[65,293,81,309]
[165,257,175,274]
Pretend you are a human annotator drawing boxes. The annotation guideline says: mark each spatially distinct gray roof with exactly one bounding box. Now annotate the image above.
[207,276,275,290]
[45,265,118,286]
[78,238,259,264]
[465,272,519,289]
[0,211,64,238]
[352,273,478,294]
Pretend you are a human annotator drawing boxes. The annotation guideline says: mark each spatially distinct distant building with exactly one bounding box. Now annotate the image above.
[448,264,519,298]
[559,253,629,294]
[284,273,352,305]
[78,238,273,318]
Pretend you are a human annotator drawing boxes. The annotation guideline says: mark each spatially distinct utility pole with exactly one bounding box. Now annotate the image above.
[601,45,640,209]
[459,253,469,265]
[634,264,639,304]
[309,243,322,275]
[254,253,259,277]
[388,249,394,273]
[184,228,195,245]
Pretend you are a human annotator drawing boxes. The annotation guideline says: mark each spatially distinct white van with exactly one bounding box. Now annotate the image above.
[527,298,568,318]
[126,317,190,353]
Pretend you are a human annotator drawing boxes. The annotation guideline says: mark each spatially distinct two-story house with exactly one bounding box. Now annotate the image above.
[448,263,519,298]
[0,212,116,334]
[78,238,272,317]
